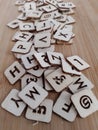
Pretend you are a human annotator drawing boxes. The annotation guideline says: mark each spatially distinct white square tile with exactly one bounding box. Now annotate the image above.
[21,73,43,89]
[7,19,21,29]
[15,0,25,6]
[4,61,26,84]
[18,81,48,109]
[65,16,75,25]
[68,74,94,93]
[19,22,35,31]
[21,52,38,69]
[40,13,54,21]
[26,11,43,18]
[34,52,51,68]
[46,68,73,92]
[36,20,51,31]
[42,4,57,12]
[67,55,90,71]
[54,29,73,42]
[61,58,81,75]
[47,51,64,65]
[71,89,98,118]
[27,64,45,77]
[53,91,77,122]
[44,67,57,91]
[11,41,32,54]
[17,13,27,21]
[14,31,33,42]
[24,2,36,12]
[25,99,53,123]
[64,2,76,9]
[57,2,76,9]
[49,19,61,32]
[1,89,26,116]
[34,31,51,48]
[57,15,67,22]
[46,0,57,6]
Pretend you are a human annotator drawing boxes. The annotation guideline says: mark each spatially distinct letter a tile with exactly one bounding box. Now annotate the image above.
[71,89,98,118]
[25,99,53,123]
[4,61,26,84]
[1,89,26,116]
[18,81,48,109]
[53,91,77,122]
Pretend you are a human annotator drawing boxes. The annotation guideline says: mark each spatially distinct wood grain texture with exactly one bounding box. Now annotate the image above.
[0,0,98,130]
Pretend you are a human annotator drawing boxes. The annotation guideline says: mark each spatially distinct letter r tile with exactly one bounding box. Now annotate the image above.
[1,89,26,116]
[4,61,26,84]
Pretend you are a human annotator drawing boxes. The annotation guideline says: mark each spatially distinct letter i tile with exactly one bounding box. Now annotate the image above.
[1,89,26,116]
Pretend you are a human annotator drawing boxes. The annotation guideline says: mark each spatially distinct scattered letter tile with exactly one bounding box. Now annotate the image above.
[46,68,73,92]
[67,55,90,71]
[1,89,26,116]
[18,81,48,109]
[4,61,26,84]
[68,74,94,93]
[25,99,53,123]
[71,89,98,118]
[53,91,77,122]
[11,41,32,54]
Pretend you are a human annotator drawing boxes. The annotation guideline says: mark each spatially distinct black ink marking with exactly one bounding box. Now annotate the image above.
[11,98,23,108]
[9,66,20,78]
[53,75,66,85]
[74,59,83,65]
[26,87,40,100]
[39,36,47,43]
[62,102,72,112]
[80,95,92,109]
[73,78,87,89]
[32,105,46,114]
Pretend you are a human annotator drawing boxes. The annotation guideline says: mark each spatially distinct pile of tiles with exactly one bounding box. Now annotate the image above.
[1,0,98,124]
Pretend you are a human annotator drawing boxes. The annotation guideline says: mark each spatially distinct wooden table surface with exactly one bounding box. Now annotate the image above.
[0,0,98,130]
